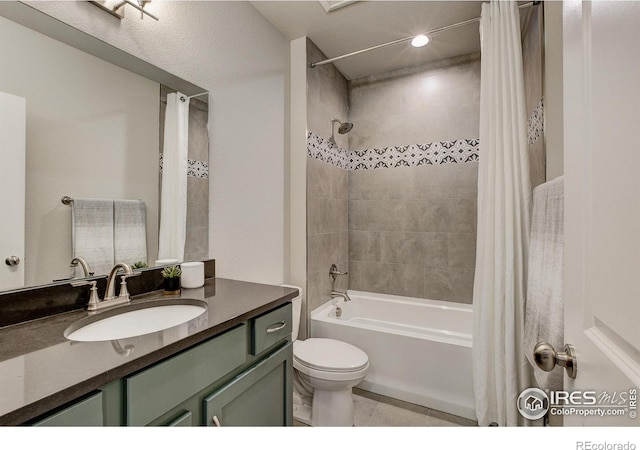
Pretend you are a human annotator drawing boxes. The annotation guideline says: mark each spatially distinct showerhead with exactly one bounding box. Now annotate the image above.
[338,121,353,134]
[329,118,354,144]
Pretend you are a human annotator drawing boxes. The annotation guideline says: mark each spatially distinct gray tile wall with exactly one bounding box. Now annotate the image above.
[522,4,546,189]
[348,53,481,150]
[306,39,350,330]
[349,164,478,303]
[184,98,210,262]
[307,47,481,305]
[307,158,349,312]
[347,55,480,304]
[307,39,349,149]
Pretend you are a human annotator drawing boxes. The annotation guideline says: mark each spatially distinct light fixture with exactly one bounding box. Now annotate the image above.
[411,34,430,48]
[90,0,158,21]
[318,1,360,13]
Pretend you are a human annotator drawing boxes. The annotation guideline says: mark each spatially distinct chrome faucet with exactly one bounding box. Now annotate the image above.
[70,256,93,277]
[70,262,140,312]
[329,264,351,301]
[331,290,351,302]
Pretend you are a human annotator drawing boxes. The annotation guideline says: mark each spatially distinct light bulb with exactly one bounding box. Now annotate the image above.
[411,34,430,48]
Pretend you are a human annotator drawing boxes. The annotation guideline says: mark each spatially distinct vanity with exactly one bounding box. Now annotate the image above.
[0,277,298,426]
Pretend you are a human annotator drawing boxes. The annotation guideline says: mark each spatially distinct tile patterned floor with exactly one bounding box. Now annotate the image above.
[294,387,477,427]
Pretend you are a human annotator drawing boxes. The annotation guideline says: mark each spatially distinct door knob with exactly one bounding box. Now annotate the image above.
[533,341,577,379]
[5,256,20,266]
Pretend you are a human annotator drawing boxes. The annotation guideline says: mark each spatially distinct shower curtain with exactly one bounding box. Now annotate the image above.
[472,1,531,426]
[158,92,189,262]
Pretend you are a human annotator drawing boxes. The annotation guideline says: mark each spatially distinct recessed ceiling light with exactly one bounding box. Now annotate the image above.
[411,34,430,48]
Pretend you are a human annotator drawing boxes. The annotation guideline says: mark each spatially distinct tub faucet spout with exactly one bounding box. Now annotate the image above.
[331,290,351,302]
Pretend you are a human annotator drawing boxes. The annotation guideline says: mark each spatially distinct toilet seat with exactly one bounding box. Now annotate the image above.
[294,338,369,373]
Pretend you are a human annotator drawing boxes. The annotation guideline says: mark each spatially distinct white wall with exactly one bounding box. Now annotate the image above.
[25,1,290,284]
[289,37,308,299]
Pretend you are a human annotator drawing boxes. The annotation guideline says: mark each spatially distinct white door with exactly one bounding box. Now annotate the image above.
[563,1,640,426]
[0,91,25,290]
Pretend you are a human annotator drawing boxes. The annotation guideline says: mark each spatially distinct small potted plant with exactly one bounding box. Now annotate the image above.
[161,265,182,295]
[132,261,148,269]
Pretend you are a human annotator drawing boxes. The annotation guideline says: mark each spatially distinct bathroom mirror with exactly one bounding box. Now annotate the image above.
[0,3,209,292]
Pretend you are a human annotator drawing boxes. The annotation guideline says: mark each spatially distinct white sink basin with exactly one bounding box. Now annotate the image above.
[64,299,207,342]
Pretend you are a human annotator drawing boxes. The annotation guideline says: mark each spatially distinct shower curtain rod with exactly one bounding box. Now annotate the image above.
[310,1,540,68]
[180,91,209,102]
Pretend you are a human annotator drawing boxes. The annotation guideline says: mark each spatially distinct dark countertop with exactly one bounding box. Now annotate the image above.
[0,277,298,425]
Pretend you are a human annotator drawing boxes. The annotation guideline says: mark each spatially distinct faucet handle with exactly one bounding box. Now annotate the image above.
[117,271,141,300]
[118,278,130,300]
[70,279,102,311]
[329,264,348,283]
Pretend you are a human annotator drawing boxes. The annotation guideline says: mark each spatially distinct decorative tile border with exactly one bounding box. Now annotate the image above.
[307,132,479,171]
[187,159,209,179]
[306,132,350,169]
[159,154,209,179]
[527,98,544,147]
[351,139,479,170]
[309,98,542,170]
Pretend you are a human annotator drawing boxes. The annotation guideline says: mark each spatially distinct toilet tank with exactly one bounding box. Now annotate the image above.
[280,285,302,341]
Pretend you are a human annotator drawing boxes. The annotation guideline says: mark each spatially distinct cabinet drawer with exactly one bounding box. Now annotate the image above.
[251,303,292,355]
[126,324,247,426]
[33,391,103,427]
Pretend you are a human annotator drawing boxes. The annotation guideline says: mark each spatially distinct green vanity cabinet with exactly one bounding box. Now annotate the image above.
[147,303,294,426]
[30,379,123,427]
[163,410,193,427]
[32,391,104,427]
[29,302,293,427]
[250,303,292,355]
[125,324,248,426]
[204,342,293,426]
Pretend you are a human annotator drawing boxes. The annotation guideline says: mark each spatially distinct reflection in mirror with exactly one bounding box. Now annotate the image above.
[69,197,149,278]
[160,87,210,265]
[0,12,209,292]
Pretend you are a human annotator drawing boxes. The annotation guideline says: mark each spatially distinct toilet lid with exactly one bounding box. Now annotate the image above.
[294,338,368,372]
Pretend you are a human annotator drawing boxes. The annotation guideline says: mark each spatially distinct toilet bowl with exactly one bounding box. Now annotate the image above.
[281,285,369,427]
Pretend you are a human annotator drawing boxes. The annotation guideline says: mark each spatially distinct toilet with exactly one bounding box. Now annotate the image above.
[284,286,369,426]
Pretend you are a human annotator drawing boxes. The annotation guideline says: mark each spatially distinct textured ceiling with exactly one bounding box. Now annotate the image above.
[251,1,485,80]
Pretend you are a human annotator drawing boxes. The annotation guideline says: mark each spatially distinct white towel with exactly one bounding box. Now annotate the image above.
[524,176,564,391]
[72,198,115,276]
[114,199,147,266]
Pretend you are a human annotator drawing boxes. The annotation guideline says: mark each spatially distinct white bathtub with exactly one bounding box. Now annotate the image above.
[311,290,476,421]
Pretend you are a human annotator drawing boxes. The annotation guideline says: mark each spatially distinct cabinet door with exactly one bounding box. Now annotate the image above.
[32,392,103,427]
[163,410,193,427]
[204,343,292,427]
[125,324,247,426]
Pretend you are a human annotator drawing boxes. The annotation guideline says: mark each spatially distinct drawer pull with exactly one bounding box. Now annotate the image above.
[212,415,221,427]
[266,321,287,334]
